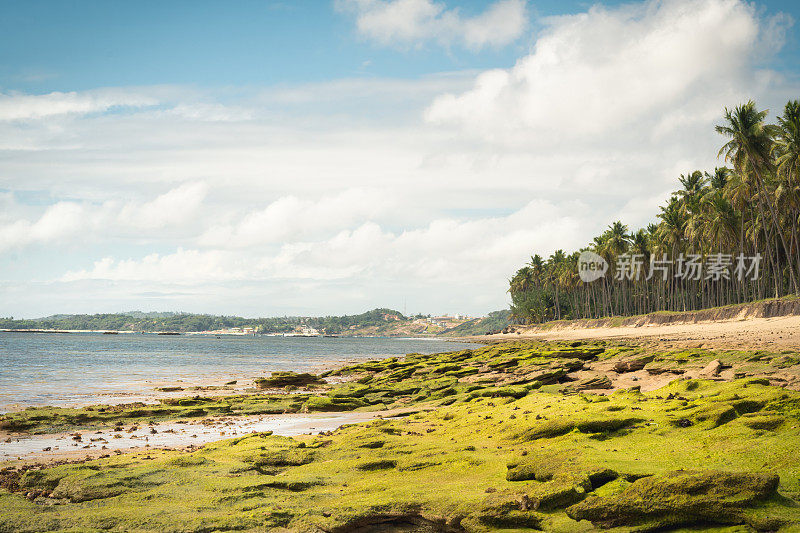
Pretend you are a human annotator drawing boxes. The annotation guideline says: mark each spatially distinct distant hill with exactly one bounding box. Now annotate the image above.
[440,310,512,337]
[0,308,502,337]
[0,308,415,335]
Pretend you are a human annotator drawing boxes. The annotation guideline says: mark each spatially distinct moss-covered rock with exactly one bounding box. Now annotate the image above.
[2,341,800,532]
[566,470,780,530]
[254,371,324,388]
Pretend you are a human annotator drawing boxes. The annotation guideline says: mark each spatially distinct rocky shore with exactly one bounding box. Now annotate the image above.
[1,340,799,531]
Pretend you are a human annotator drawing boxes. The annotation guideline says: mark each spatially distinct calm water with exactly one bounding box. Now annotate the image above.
[0,333,474,410]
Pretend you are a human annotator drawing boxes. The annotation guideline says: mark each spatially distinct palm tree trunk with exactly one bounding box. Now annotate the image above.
[749,158,799,294]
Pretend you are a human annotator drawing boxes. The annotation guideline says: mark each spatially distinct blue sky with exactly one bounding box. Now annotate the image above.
[1,1,520,90]
[5,0,797,91]
[2,0,800,318]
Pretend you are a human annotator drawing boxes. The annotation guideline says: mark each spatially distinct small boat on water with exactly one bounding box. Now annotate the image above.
[157,332,181,336]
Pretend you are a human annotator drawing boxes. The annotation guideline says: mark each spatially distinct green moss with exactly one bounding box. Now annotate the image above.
[575,417,643,434]
[303,396,366,411]
[356,460,397,471]
[254,371,324,388]
[2,341,800,532]
[516,420,576,440]
[567,470,781,530]
[740,414,785,430]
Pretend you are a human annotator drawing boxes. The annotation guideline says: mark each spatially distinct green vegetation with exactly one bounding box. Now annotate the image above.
[0,308,514,336]
[254,372,324,388]
[0,308,409,334]
[510,100,800,323]
[2,340,800,531]
[441,310,512,336]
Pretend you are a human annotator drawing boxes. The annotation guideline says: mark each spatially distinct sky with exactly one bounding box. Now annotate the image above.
[1,0,800,319]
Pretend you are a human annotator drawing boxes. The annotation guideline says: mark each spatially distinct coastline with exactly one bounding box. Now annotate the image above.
[0,334,477,412]
[1,408,417,464]
[473,313,800,350]
[2,334,800,530]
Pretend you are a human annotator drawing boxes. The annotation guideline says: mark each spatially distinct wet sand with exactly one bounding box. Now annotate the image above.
[0,409,413,464]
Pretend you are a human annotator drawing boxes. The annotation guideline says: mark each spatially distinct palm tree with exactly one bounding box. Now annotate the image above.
[508,100,800,323]
[717,101,798,294]
[678,170,707,198]
[774,100,800,181]
[606,221,630,256]
[774,100,800,276]
[706,167,730,191]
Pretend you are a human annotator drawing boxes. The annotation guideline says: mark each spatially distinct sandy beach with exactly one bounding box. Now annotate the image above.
[478,313,800,350]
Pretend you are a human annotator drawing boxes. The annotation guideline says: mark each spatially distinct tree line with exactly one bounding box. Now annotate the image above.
[0,309,410,334]
[509,100,800,323]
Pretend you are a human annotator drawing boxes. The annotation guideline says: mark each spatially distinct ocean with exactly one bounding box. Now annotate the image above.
[0,332,475,410]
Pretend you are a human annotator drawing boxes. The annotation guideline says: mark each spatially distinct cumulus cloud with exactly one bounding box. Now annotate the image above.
[198,189,392,248]
[337,0,527,49]
[62,198,585,286]
[2,0,798,316]
[425,0,785,144]
[61,249,248,283]
[117,183,208,231]
[0,202,85,252]
[0,183,207,252]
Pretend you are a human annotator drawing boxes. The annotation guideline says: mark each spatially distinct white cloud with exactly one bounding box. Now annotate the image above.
[117,183,208,231]
[0,183,208,252]
[2,0,799,317]
[0,202,85,252]
[63,198,585,287]
[0,90,158,121]
[198,189,392,248]
[61,249,248,283]
[337,0,527,49]
[425,0,783,144]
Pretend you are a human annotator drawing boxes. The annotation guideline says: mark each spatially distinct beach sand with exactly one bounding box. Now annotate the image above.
[475,313,800,350]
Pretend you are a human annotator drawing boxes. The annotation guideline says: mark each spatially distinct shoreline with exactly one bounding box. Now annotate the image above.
[1,409,416,464]
[473,313,800,350]
[0,328,473,339]
[0,335,479,413]
[3,336,800,530]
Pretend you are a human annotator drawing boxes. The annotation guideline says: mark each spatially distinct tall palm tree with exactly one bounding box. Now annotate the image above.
[717,101,798,293]
[774,100,800,181]
[509,100,800,323]
[606,221,630,256]
[548,250,567,320]
[774,100,800,275]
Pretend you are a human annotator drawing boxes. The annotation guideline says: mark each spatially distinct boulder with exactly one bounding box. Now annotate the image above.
[565,375,613,391]
[698,359,723,377]
[254,372,324,388]
[612,354,655,373]
[566,470,780,531]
